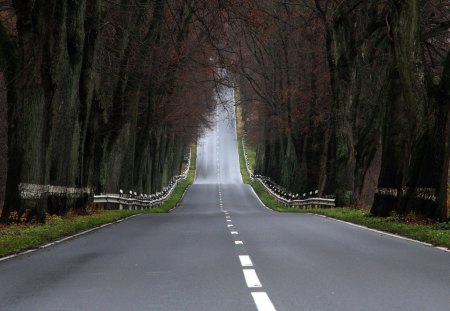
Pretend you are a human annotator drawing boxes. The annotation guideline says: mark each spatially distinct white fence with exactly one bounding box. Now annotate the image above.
[93,149,191,210]
[242,138,335,208]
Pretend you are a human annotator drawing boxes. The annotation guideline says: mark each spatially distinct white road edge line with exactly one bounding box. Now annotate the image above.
[239,255,253,267]
[249,187,273,212]
[0,215,140,262]
[247,178,449,254]
[251,292,276,311]
[311,213,450,253]
[193,143,199,183]
[233,91,244,184]
[243,269,262,287]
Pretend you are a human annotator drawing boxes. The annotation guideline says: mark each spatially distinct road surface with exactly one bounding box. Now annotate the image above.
[1,86,449,311]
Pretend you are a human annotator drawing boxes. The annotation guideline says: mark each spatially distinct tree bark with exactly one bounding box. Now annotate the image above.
[372,0,430,216]
[0,72,7,211]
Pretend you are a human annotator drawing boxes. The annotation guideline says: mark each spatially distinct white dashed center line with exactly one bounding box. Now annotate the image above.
[243,269,262,288]
[217,111,276,308]
[251,292,276,311]
[239,255,253,267]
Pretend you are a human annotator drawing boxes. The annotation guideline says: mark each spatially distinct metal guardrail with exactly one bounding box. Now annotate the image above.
[93,149,191,210]
[242,138,335,208]
[254,175,335,208]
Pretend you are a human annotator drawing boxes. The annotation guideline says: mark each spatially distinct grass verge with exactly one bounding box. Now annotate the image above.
[236,131,450,249]
[236,136,286,210]
[277,207,450,249]
[142,143,197,214]
[0,211,139,257]
[0,144,197,258]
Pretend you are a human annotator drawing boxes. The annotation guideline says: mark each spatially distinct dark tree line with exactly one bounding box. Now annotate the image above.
[0,0,216,223]
[1,0,449,223]
[207,0,450,220]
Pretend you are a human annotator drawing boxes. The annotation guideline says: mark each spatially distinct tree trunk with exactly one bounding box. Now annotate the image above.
[331,13,358,206]
[428,51,450,220]
[372,0,430,217]
[0,72,7,211]
[2,0,96,222]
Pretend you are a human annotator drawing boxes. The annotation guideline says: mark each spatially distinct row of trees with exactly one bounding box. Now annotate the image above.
[213,0,450,219]
[1,0,449,222]
[0,0,217,223]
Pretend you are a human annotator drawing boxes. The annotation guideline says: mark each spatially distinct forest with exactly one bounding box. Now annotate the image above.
[0,0,449,223]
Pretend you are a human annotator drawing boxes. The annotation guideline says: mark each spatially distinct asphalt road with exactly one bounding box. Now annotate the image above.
[1,86,449,311]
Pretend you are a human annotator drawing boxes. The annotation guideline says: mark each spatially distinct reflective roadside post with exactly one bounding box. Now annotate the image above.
[119,189,124,210]
[129,191,133,210]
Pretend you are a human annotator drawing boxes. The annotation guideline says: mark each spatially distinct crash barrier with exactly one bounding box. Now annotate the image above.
[93,150,191,210]
[18,183,93,215]
[242,138,335,208]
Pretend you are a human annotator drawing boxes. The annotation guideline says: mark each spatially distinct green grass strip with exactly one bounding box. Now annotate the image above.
[237,135,285,210]
[141,143,197,214]
[0,211,138,257]
[236,134,450,249]
[277,207,450,248]
[0,144,197,258]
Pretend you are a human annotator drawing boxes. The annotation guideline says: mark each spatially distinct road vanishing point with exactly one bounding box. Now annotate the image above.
[1,87,450,311]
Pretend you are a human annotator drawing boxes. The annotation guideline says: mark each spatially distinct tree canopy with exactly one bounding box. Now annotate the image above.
[0,0,449,222]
